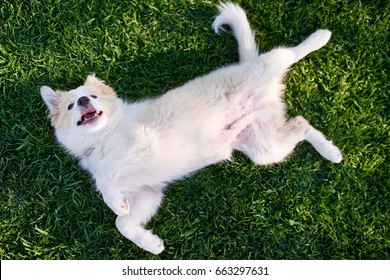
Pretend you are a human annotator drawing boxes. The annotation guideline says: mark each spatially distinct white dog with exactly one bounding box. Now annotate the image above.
[41,2,342,254]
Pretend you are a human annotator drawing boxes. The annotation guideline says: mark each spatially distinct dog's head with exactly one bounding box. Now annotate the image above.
[41,75,119,134]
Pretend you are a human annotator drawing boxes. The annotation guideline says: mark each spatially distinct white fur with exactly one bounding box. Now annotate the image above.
[41,3,342,254]
[212,2,258,63]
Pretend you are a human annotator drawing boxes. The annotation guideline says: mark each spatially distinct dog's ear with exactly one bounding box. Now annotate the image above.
[40,86,60,124]
[41,86,58,110]
[84,74,116,96]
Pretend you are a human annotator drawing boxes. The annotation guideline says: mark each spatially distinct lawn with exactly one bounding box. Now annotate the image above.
[0,0,389,259]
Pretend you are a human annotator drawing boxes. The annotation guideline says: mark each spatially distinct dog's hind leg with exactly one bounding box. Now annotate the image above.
[274,116,342,163]
[236,116,342,165]
[115,186,164,254]
[234,119,296,165]
[303,121,342,163]
[291,29,332,63]
[253,29,332,77]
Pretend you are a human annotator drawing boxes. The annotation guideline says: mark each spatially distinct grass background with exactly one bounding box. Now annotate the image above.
[0,0,389,259]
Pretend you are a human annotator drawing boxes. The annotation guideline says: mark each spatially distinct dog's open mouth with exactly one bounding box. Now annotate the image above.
[77,109,103,126]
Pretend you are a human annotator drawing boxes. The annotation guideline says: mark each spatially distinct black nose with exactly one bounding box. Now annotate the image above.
[78,96,90,107]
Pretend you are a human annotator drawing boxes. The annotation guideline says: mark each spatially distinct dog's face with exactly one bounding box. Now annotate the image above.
[41,75,118,134]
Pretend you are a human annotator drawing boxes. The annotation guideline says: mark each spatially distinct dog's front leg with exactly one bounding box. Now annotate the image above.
[115,186,164,254]
[101,188,130,216]
[96,178,130,216]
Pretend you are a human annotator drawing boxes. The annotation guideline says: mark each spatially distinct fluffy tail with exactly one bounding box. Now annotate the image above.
[212,2,258,64]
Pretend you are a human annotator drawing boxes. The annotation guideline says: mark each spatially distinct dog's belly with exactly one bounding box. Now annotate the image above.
[111,62,285,189]
[111,114,246,190]
[141,127,235,185]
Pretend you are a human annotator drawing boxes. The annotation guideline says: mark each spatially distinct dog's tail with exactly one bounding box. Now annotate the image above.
[212,2,258,64]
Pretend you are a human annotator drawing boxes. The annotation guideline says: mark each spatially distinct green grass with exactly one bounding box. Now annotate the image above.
[0,0,389,260]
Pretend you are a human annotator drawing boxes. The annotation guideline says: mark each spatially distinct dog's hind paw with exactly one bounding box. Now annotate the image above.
[320,141,343,163]
[306,29,332,51]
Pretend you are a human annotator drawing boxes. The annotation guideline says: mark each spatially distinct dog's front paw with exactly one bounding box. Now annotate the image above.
[111,198,130,216]
[116,217,165,255]
[103,192,130,216]
[139,232,165,255]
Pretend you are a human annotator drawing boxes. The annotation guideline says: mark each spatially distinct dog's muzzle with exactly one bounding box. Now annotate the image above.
[77,96,103,126]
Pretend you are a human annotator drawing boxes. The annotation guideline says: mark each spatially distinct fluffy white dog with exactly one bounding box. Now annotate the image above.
[41,2,342,254]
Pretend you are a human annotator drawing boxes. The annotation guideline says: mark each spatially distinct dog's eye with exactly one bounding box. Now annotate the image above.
[90,95,97,99]
[68,103,74,110]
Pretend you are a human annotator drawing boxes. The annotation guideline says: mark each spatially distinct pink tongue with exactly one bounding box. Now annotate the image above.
[84,112,96,120]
